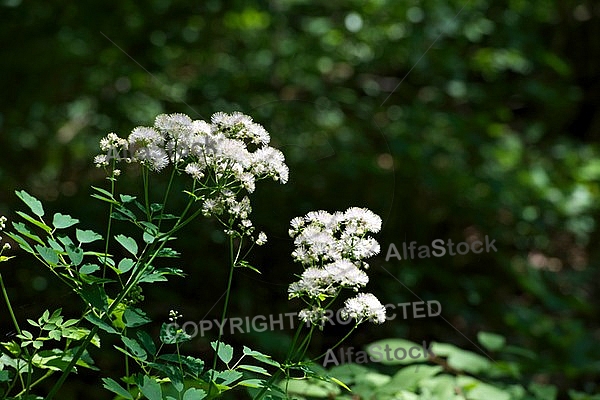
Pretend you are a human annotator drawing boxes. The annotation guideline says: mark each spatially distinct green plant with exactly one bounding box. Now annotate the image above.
[0,112,386,400]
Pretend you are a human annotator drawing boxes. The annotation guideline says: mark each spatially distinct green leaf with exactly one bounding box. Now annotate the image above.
[243,346,281,368]
[17,211,51,233]
[363,339,428,365]
[115,234,138,256]
[49,330,62,341]
[78,283,108,311]
[85,314,119,334]
[66,244,84,266]
[139,221,159,234]
[181,356,205,377]
[0,370,10,382]
[79,263,100,275]
[433,342,491,374]
[12,222,44,245]
[139,270,168,283]
[328,377,351,392]
[159,323,192,345]
[52,213,79,229]
[102,377,134,400]
[47,238,65,252]
[529,383,557,400]
[16,190,44,217]
[211,341,234,365]
[278,378,337,397]
[4,232,35,254]
[62,326,101,347]
[387,365,443,391]
[463,380,511,400]
[237,365,270,376]
[139,375,163,400]
[118,258,135,273]
[159,354,205,377]
[35,245,59,266]
[123,307,152,328]
[156,247,181,258]
[238,379,264,388]
[213,370,243,385]
[121,336,147,360]
[120,194,136,203]
[149,362,184,392]
[137,330,156,356]
[76,229,103,243]
[143,231,155,244]
[113,206,137,221]
[91,186,118,204]
[183,388,207,400]
[58,235,74,247]
[477,331,506,352]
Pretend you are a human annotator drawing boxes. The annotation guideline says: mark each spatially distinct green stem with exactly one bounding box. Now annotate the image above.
[253,369,283,400]
[0,273,21,335]
[102,172,116,279]
[143,168,152,221]
[208,232,237,397]
[45,325,99,400]
[253,319,312,400]
[310,325,357,363]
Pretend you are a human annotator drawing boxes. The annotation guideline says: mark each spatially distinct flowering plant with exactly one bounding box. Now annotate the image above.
[0,112,385,400]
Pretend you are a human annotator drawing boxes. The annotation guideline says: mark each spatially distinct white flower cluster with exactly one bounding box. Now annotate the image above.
[96,112,289,243]
[94,133,129,167]
[0,216,10,251]
[340,293,386,324]
[96,112,288,185]
[288,208,386,325]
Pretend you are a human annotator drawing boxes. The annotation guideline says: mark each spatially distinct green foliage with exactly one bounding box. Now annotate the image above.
[1,0,599,397]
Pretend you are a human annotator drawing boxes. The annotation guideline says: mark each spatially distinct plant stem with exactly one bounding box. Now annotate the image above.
[311,325,356,363]
[102,173,116,279]
[14,371,53,397]
[45,324,99,400]
[0,273,20,335]
[208,232,237,397]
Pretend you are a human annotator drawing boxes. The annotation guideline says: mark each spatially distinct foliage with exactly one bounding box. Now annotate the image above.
[1,0,600,398]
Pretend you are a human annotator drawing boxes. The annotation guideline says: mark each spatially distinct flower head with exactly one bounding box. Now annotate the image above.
[95,112,288,238]
[340,293,386,324]
[288,207,385,327]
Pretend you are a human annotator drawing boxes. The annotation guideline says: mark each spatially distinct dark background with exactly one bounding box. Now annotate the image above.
[1,0,599,398]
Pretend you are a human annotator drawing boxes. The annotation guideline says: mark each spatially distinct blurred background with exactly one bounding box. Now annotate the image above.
[1,0,599,398]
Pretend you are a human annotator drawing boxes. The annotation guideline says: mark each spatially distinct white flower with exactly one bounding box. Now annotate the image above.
[185,162,205,180]
[202,198,222,216]
[1,216,7,230]
[288,267,336,299]
[100,133,129,152]
[343,207,382,234]
[298,307,328,325]
[168,309,182,322]
[348,237,381,260]
[2,243,10,250]
[155,113,193,138]
[134,144,169,172]
[128,126,163,146]
[289,217,305,237]
[256,232,267,246]
[94,154,109,167]
[324,260,369,289]
[250,147,289,183]
[340,293,386,324]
